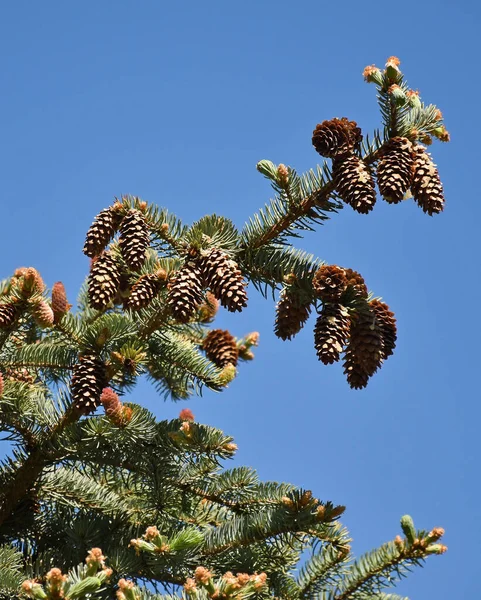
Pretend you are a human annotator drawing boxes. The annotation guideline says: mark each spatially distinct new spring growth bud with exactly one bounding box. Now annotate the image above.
[160,223,170,235]
[194,567,214,586]
[180,421,192,436]
[394,535,404,550]
[218,364,237,386]
[245,332,259,346]
[237,573,250,586]
[21,581,47,600]
[425,543,448,554]
[433,126,451,142]
[400,515,417,545]
[184,578,198,595]
[144,525,162,542]
[222,442,238,454]
[277,163,289,187]
[117,579,139,600]
[420,133,433,145]
[427,527,445,542]
[363,65,383,85]
[256,159,277,180]
[299,490,313,508]
[85,547,106,576]
[138,200,148,212]
[385,56,401,83]
[284,272,297,284]
[406,89,422,109]
[45,568,67,592]
[316,504,326,520]
[388,84,407,106]
[251,573,267,591]
[20,267,46,296]
[179,408,195,422]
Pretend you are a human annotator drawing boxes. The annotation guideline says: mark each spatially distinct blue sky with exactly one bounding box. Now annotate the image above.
[1,1,480,597]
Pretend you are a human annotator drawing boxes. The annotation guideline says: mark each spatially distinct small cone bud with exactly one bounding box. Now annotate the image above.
[385,56,401,82]
[363,65,383,85]
[32,299,54,328]
[51,281,71,322]
[179,408,195,422]
[277,164,289,187]
[100,387,122,416]
[400,515,417,545]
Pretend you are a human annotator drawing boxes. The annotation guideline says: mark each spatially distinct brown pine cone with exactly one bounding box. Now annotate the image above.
[370,299,397,359]
[343,347,370,390]
[71,355,107,415]
[333,155,377,214]
[377,137,414,203]
[346,307,384,377]
[312,118,362,158]
[119,209,150,271]
[88,252,121,310]
[312,265,348,301]
[274,290,311,340]
[167,260,204,323]
[127,273,163,311]
[343,268,368,299]
[31,300,54,328]
[0,303,18,329]
[314,303,351,365]
[51,282,71,323]
[202,329,238,367]
[411,144,445,215]
[83,207,120,258]
[200,249,247,313]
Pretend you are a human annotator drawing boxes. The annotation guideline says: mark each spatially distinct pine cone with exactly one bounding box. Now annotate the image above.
[202,329,238,367]
[32,300,54,328]
[88,252,121,310]
[274,290,311,340]
[312,118,362,158]
[312,265,348,301]
[377,137,414,203]
[333,154,377,214]
[343,268,368,299]
[5,367,35,384]
[83,207,119,258]
[411,145,445,215]
[343,347,370,390]
[51,282,71,323]
[314,304,351,365]
[119,209,150,271]
[0,372,3,397]
[200,249,247,312]
[197,291,220,323]
[346,308,384,377]
[0,303,18,329]
[71,355,107,415]
[127,273,163,311]
[370,299,397,359]
[167,260,204,323]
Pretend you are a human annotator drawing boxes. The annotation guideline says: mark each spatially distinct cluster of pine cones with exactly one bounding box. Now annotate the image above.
[84,204,163,311]
[275,265,397,389]
[167,248,248,323]
[312,118,445,216]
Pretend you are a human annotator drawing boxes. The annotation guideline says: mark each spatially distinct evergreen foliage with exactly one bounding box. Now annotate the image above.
[0,57,449,598]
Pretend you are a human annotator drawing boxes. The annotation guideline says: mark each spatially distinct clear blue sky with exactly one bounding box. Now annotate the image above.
[1,1,479,597]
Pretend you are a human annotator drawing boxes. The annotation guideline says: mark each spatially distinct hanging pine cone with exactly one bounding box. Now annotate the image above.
[312,118,362,158]
[370,299,397,359]
[202,329,238,367]
[312,265,347,301]
[83,207,119,258]
[0,303,18,329]
[31,300,54,328]
[200,249,247,312]
[314,303,351,365]
[333,155,377,214]
[197,291,220,323]
[411,145,445,215]
[119,209,150,271]
[127,273,163,311]
[51,281,71,323]
[377,137,414,203]
[343,268,368,299]
[71,355,107,415]
[274,290,311,340]
[88,252,121,310]
[167,260,204,323]
[345,307,384,377]
[343,348,370,390]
